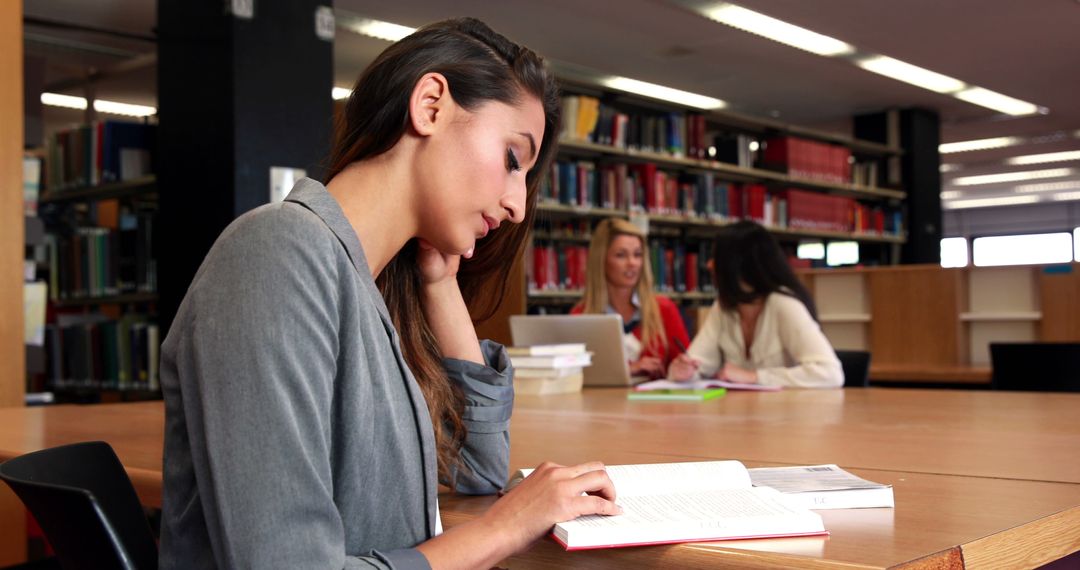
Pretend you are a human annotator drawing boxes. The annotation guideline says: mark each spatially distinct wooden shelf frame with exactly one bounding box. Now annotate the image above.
[39,176,157,205]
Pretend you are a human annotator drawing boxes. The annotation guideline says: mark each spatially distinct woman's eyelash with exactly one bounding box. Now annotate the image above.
[506,148,522,172]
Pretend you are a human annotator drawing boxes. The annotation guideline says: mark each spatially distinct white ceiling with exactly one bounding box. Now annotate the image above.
[23,0,1080,212]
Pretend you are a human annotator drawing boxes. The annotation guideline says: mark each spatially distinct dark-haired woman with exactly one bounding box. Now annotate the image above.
[160,18,619,569]
[668,221,842,388]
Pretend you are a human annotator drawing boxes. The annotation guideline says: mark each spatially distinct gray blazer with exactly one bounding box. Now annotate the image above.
[159,178,514,569]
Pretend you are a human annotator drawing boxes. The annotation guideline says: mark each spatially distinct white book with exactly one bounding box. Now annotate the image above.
[514,366,583,379]
[509,352,592,369]
[506,460,826,550]
[748,464,894,510]
[506,343,587,356]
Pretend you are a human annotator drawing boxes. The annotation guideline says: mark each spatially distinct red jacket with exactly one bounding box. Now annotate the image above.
[571,295,691,367]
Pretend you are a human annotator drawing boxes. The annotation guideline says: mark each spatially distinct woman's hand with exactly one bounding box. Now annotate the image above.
[667,353,700,381]
[720,362,758,384]
[480,462,621,554]
[416,238,463,286]
[630,356,665,379]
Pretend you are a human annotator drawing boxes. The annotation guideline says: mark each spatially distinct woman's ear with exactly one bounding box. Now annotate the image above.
[409,72,451,137]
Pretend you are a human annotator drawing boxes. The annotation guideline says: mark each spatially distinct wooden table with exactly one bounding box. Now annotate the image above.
[1,389,1079,569]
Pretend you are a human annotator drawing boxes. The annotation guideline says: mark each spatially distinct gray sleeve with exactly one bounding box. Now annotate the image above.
[175,208,429,570]
[441,340,514,494]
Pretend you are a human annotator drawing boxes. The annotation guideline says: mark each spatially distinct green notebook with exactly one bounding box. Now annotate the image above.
[627,388,727,402]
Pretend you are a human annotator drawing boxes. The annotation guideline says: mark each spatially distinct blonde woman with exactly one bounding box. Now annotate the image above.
[572,218,691,378]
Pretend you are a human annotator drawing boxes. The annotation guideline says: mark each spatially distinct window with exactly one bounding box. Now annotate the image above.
[972,232,1073,267]
[826,241,859,267]
[797,241,825,260]
[940,237,969,268]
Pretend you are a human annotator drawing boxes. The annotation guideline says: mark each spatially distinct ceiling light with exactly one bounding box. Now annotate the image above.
[955,87,1042,116]
[42,92,156,117]
[1015,180,1080,193]
[92,99,156,117]
[332,87,352,101]
[940,164,960,173]
[944,195,1040,210]
[344,17,415,42]
[702,3,854,56]
[940,136,1024,154]
[951,168,1075,186]
[1005,150,1080,166]
[856,56,965,94]
[1051,191,1080,202]
[601,76,726,110]
[940,191,962,200]
[40,92,87,110]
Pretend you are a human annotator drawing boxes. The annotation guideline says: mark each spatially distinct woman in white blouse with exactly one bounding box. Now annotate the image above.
[668,221,843,388]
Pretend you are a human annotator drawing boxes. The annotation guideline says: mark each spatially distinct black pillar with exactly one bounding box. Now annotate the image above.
[157,0,334,333]
[855,109,942,265]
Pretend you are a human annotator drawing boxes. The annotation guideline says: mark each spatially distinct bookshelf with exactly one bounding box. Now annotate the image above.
[521,81,908,318]
[30,122,162,401]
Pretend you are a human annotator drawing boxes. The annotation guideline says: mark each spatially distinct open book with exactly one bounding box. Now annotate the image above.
[506,461,826,550]
[747,464,894,510]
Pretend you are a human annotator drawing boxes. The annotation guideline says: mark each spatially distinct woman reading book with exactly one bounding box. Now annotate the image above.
[571,218,691,379]
[668,221,843,388]
[159,18,619,570]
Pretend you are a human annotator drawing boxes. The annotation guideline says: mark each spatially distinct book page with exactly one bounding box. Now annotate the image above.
[604,461,751,497]
[507,460,751,496]
[748,464,889,493]
[566,488,804,530]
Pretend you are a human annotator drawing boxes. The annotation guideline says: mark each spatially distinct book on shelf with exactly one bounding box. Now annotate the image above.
[48,312,160,391]
[747,464,894,510]
[626,387,726,401]
[505,460,827,550]
[507,343,587,356]
[45,121,156,193]
[24,155,42,216]
[637,378,782,392]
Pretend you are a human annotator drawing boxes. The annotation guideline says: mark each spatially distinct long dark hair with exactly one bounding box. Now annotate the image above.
[712,221,818,321]
[325,18,560,483]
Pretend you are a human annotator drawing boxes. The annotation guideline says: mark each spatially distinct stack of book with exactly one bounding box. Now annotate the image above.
[508,344,591,395]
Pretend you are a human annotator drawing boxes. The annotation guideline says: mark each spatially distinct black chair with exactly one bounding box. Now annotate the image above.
[835,350,871,387]
[0,441,158,570]
[990,342,1080,392]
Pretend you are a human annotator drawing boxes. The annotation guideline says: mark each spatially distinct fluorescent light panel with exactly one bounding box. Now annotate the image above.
[40,92,87,110]
[92,99,156,117]
[702,3,854,56]
[1051,191,1080,202]
[41,92,156,117]
[857,56,964,94]
[955,87,1041,117]
[332,87,352,100]
[940,190,962,200]
[1015,180,1080,193]
[940,136,1024,154]
[1006,150,1080,166]
[940,164,960,173]
[602,76,726,110]
[952,168,1075,186]
[944,195,1040,210]
[346,17,415,42]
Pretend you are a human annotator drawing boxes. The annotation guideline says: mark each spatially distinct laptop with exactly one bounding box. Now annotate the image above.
[510,314,646,387]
